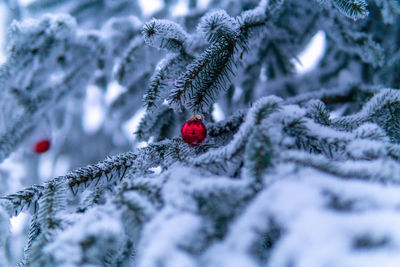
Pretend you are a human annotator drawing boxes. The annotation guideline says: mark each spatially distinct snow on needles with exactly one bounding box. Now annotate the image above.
[205,165,400,267]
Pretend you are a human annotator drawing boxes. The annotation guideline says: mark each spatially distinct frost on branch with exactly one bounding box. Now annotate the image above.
[23,179,67,266]
[168,6,268,113]
[0,0,399,266]
[318,0,369,20]
[197,9,239,43]
[142,19,189,53]
[43,203,127,266]
[142,53,194,111]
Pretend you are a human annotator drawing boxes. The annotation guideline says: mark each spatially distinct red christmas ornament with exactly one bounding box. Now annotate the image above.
[181,114,207,146]
[34,139,51,154]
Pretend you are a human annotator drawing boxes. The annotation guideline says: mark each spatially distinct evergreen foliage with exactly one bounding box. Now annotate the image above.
[0,0,399,266]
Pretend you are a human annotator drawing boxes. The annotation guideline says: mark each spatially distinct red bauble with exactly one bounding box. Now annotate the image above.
[34,139,51,154]
[181,115,207,146]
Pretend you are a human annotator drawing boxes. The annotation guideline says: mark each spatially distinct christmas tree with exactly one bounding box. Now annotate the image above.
[0,0,399,266]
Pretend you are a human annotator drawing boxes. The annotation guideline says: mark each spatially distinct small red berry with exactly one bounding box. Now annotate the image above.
[181,114,207,146]
[34,139,51,154]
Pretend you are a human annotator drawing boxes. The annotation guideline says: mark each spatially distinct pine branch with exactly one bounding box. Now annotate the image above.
[27,179,67,265]
[283,150,400,183]
[204,188,282,265]
[17,216,41,267]
[305,99,331,126]
[143,53,194,111]
[285,84,379,105]
[36,179,67,233]
[352,122,389,141]
[262,0,285,15]
[191,96,282,169]
[43,204,126,266]
[136,105,175,142]
[207,110,245,137]
[0,116,36,164]
[142,19,189,53]
[114,37,149,87]
[320,0,369,20]
[197,9,239,43]
[102,16,142,57]
[0,138,207,218]
[104,238,133,266]
[0,152,136,217]
[322,12,384,67]
[192,177,254,239]
[334,0,369,20]
[243,124,273,185]
[169,37,237,113]
[143,69,166,111]
[332,89,400,141]
[168,6,268,113]
[117,179,160,238]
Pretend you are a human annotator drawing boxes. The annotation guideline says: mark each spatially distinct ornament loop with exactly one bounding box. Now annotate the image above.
[190,114,203,120]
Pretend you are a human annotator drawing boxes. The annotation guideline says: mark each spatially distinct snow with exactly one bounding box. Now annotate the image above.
[198,9,239,42]
[19,0,35,6]
[10,212,28,234]
[212,103,225,122]
[44,204,123,265]
[123,190,157,218]
[83,85,105,134]
[143,19,188,52]
[137,207,202,267]
[138,0,163,17]
[294,31,326,74]
[267,173,400,267]
[205,165,400,267]
[346,139,386,159]
[105,80,126,105]
[136,167,253,267]
[198,0,212,10]
[38,152,55,180]
[172,0,189,17]
[122,107,146,142]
